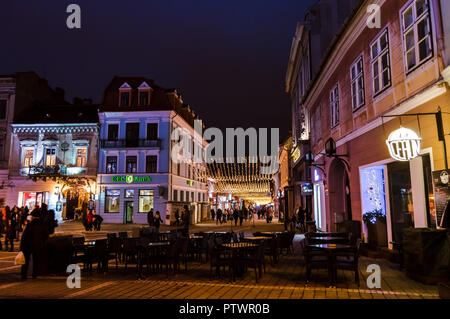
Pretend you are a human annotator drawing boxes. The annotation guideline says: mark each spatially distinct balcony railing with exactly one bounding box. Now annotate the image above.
[100,139,161,149]
[25,164,87,177]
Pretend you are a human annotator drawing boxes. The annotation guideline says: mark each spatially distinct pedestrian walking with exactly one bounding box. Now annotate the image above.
[147,208,154,227]
[216,208,222,225]
[182,205,190,237]
[211,209,215,222]
[174,209,180,226]
[239,209,243,226]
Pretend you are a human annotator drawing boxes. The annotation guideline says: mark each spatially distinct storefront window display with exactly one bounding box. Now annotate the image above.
[105,189,120,213]
[22,192,49,208]
[139,189,154,213]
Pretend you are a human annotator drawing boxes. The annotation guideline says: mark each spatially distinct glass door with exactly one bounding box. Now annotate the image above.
[387,161,414,243]
[124,201,134,224]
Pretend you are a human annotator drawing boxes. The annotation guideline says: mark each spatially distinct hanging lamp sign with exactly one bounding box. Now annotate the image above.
[386,127,421,161]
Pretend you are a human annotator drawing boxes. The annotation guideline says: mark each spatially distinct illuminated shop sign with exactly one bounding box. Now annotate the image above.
[291,146,300,163]
[112,175,152,183]
[313,168,321,182]
[186,180,195,186]
[301,183,313,195]
[386,127,421,161]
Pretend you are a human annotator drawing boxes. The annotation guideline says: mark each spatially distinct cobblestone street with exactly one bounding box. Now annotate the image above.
[0,220,439,299]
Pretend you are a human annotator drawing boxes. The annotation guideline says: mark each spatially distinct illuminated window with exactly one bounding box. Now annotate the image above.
[350,56,365,111]
[401,0,432,72]
[45,149,56,166]
[125,189,135,198]
[126,156,137,173]
[371,28,391,95]
[23,149,34,167]
[76,148,87,167]
[106,156,117,174]
[105,189,120,213]
[138,189,154,213]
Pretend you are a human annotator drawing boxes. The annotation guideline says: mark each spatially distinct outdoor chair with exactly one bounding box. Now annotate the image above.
[85,239,108,273]
[207,239,232,280]
[232,232,239,243]
[236,244,265,282]
[123,238,139,270]
[176,238,190,271]
[301,240,331,284]
[334,239,362,287]
[163,243,179,277]
[118,232,128,238]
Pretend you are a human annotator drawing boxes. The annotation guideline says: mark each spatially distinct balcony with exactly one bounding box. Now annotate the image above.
[24,164,88,177]
[100,139,161,149]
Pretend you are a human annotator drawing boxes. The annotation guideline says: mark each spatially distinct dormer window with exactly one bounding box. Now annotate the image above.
[119,82,131,107]
[120,92,130,106]
[139,91,148,106]
[138,82,151,106]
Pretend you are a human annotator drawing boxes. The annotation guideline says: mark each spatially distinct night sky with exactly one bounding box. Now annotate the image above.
[1,0,315,141]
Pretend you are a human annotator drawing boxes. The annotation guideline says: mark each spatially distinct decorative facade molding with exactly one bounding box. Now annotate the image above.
[11,123,99,134]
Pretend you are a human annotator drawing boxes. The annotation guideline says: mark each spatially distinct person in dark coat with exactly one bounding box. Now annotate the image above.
[43,209,58,235]
[19,212,48,280]
[233,209,239,226]
[182,205,190,237]
[238,209,244,226]
[216,208,222,225]
[93,214,103,231]
[147,208,154,227]
[153,211,163,233]
[211,209,215,222]
[4,206,15,251]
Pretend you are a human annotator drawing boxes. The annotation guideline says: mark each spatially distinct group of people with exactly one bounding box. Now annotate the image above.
[211,205,270,226]
[81,209,103,231]
[283,206,311,232]
[0,203,58,280]
[0,204,57,252]
[148,205,191,236]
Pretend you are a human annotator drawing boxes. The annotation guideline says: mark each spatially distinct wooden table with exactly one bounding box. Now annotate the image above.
[242,237,268,242]
[307,244,353,286]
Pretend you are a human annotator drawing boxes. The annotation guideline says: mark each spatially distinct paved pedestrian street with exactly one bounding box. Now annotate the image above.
[0,220,439,299]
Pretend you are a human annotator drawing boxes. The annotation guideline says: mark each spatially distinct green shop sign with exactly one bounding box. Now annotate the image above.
[112,175,152,183]
[187,180,195,186]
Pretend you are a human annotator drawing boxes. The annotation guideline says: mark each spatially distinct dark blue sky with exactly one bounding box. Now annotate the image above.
[1,0,315,140]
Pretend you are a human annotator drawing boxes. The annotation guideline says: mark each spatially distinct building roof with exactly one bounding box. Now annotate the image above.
[100,76,202,129]
[14,104,99,124]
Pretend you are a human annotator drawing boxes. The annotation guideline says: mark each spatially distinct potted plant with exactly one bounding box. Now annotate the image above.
[363,209,388,247]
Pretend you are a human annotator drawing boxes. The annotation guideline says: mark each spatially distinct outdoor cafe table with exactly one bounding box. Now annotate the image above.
[307,244,353,286]
[308,237,348,244]
[221,242,259,281]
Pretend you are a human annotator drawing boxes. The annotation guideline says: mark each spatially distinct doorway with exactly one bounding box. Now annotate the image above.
[387,161,414,243]
[124,201,134,224]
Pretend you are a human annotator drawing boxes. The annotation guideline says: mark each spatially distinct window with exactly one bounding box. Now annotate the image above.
[173,190,178,202]
[0,100,6,120]
[107,124,119,140]
[330,85,339,128]
[120,92,130,106]
[146,123,158,140]
[138,189,154,213]
[125,189,135,198]
[125,123,139,147]
[139,91,149,106]
[371,28,391,95]
[191,192,194,202]
[146,155,157,173]
[177,162,181,175]
[106,156,117,174]
[401,0,432,72]
[126,156,137,173]
[105,189,120,213]
[0,138,3,160]
[23,149,34,167]
[75,148,87,167]
[45,149,56,166]
[198,193,201,202]
[350,56,365,111]
[180,190,184,202]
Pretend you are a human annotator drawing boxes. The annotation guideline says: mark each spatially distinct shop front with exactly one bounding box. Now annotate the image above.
[97,173,168,224]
